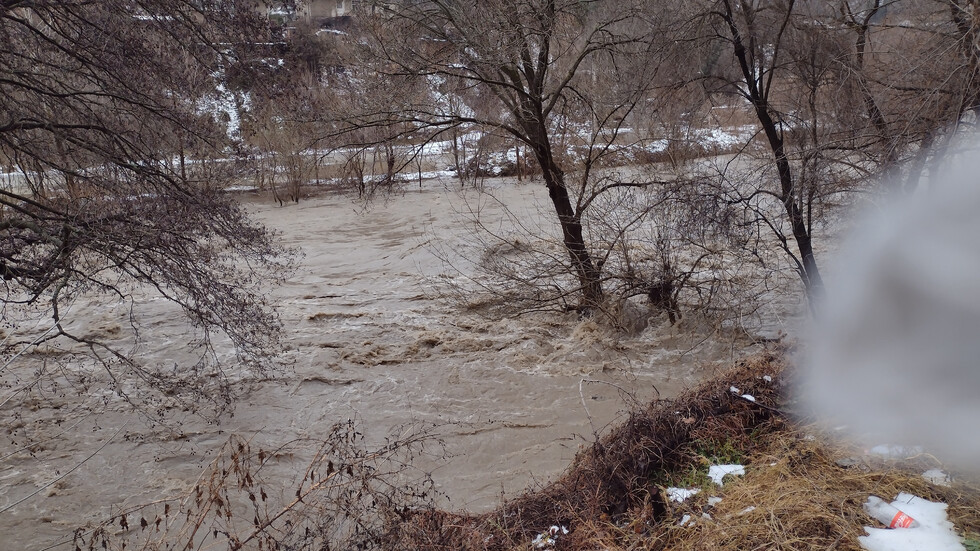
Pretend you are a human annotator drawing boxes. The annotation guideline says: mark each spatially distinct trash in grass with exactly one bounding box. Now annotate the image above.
[531,525,568,548]
[864,495,920,528]
[836,456,862,468]
[730,386,741,394]
[679,514,694,527]
[667,487,701,503]
[708,464,745,485]
[860,494,965,551]
[707,497,723,506]
[741,394,756,402]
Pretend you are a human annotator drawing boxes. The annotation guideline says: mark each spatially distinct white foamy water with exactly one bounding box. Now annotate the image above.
[0,179,748,549]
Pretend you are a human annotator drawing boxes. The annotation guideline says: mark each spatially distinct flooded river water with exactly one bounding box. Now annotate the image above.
[0,179,757,549]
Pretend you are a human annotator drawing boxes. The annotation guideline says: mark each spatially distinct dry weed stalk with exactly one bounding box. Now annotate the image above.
[73,420,443,551]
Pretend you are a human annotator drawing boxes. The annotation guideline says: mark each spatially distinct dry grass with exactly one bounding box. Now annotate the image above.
[653,429,980,551]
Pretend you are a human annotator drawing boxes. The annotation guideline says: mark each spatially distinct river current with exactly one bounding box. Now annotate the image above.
[0,179,755,549]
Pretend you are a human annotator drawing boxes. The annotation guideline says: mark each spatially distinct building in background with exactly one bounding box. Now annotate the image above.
[256,0,355,25]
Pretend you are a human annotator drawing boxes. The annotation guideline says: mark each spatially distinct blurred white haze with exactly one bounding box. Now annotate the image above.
[802,138,980,467]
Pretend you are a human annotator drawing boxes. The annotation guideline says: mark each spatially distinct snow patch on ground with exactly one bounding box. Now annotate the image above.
[198,81,249,141]
[708,464,745,485]
[666,487,701,503]
[868,445,924,459]
[922,469,952,487]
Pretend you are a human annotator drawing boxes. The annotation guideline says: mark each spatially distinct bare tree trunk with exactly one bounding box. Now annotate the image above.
[530,140,604,310]
[515,143,522,183]
[722,0,823,310]
[451,127,464,188]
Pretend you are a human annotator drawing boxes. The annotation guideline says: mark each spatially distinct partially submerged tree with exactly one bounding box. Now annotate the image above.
[340,0,671,312]
[0,1,291,415]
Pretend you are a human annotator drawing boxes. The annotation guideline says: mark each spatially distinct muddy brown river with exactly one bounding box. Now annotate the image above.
[0,179,760,549]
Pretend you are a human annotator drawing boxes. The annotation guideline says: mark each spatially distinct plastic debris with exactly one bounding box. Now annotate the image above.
[531,525,569,549]
[836,457,862,468]
[860,494,965,551]
[864,495,920,528]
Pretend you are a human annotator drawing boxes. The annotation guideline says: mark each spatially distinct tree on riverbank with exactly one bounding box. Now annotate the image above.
[0,1,292,415]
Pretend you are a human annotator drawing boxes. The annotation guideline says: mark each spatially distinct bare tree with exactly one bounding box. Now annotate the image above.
[0,1,292,415]
[334,0,672,312]
[668,0,980,313]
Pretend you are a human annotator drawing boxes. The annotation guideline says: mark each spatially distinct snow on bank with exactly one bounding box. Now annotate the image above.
[667,487,701,502]
[923,469,952,487]
[708,464,745,485]
[197,79,250,141]
[859,494,965,551]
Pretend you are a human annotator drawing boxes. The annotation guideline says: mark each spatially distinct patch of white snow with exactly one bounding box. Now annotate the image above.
[922,469,951,487]
[869,445,924,459]
[666,487,701,503]
[708,464,745,485]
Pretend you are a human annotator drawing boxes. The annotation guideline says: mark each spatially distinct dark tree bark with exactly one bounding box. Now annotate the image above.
[718,0,824,309]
